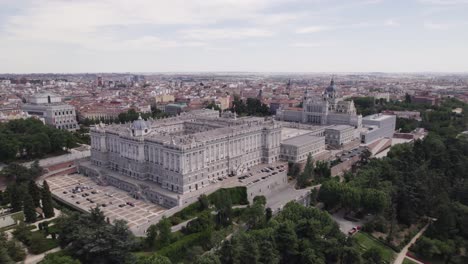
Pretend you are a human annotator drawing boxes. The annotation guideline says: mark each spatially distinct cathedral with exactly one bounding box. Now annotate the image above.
[276,78,362,128]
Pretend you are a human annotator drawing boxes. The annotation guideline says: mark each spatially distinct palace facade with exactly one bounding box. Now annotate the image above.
[79,109,281,207]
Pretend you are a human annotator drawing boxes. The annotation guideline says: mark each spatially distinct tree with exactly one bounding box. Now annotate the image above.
[242,198,266,229]
[184,211,213,234]
[195,252,221,264]
[157,217,172,247]
[137,255,172,264]
[0,247,14,264]
[213,192,233,227]
[29,160,44,179]
[28,180,41,208]
[253,195,266,206]
[340,186,361,212]
[265,207,273,222]
[145,224,158,248]
[0,136,19,161]
[1,231,24,263]
[274,222,298,261]
[318,180,342,209]
[7,184,22,212]
[23,192,37,223]
[5,240,26,262]
[297,154,314,188]
[12,222,32,246]
[405,93,412,104]
[198,194,210,211]
[341,247,362,264]
[300,248,324,264]
[362,247,383,264]
[57,207,136,264]
[358,149,372,166]
[288,162,301,178]
[314,161,331,182]
[361,189,387,214]
[218,240,236,264]
[237,234,260,264]
[258,240,280,264]
[41,180,55,218]
[205,102,221,112]
[39,253,81,264]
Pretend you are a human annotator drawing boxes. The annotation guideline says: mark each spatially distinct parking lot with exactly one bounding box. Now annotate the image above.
[46,174,167,234]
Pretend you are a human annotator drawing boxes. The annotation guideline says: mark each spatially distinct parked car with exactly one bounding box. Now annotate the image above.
[348,226,361,236]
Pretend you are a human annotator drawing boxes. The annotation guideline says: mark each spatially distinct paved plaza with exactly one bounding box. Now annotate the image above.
[46,174,167,235]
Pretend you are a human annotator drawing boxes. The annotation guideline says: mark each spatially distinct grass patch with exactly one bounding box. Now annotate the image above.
[403,258,419,264]
[169,187,248,226]
[354,232,396,264]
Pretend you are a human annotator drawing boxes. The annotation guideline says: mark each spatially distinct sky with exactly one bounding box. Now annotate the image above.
[0,0,467,73]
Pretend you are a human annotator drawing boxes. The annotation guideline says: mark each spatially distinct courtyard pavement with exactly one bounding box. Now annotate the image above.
[46,174,167,234]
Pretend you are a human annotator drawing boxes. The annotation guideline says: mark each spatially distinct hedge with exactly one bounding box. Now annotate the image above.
[170,187,248,224]
[157,230,212,262]
[208,187,248,206]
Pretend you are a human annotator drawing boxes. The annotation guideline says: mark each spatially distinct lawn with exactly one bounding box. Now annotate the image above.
[403,258,419,264]
[354,232,396,264]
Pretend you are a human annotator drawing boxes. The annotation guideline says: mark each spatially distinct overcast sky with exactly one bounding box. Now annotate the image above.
[0,0,467,73]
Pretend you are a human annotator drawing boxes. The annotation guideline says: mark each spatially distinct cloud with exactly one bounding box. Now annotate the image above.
[295,26,331,34]
[424,22,452,29]
[289,42,325,48]
[418,0,468,5]
[384,19,400,26]
[0,0,288,50]
[423,21,468,29]
[295,22,371,34]
[181,28,275,40]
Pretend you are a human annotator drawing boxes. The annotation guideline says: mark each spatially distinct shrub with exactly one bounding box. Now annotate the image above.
[170,217,182,226]
[158,230,212,262]
[209,187,247,206]
[362,221,375,233]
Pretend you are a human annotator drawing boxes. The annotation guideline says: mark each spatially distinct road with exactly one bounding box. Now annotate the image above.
[331,209,369,234]
[393,223,429,264]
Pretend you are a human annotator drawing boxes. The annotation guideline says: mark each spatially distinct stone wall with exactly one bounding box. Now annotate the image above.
[330,155,360,177]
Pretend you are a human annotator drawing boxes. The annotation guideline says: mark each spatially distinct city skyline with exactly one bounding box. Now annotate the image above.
[1,0,468,73]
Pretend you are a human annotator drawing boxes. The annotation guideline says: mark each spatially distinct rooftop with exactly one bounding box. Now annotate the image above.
[363,113,394,121]
[326,124,354,131]
[282,132,323,147]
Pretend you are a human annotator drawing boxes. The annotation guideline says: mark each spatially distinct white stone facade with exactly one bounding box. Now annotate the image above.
[22,93,79,131]
[280,133,326,163]
[276,79,362,128]
[325,125,356,147]
[80,110,281,208]
[360,114,396,144]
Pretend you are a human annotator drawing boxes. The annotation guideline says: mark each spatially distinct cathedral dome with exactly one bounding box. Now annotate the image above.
[326,78,338,93]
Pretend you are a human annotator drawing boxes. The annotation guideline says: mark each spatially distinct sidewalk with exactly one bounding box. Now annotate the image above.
[393,223,429,264]
[23,247,60,264]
